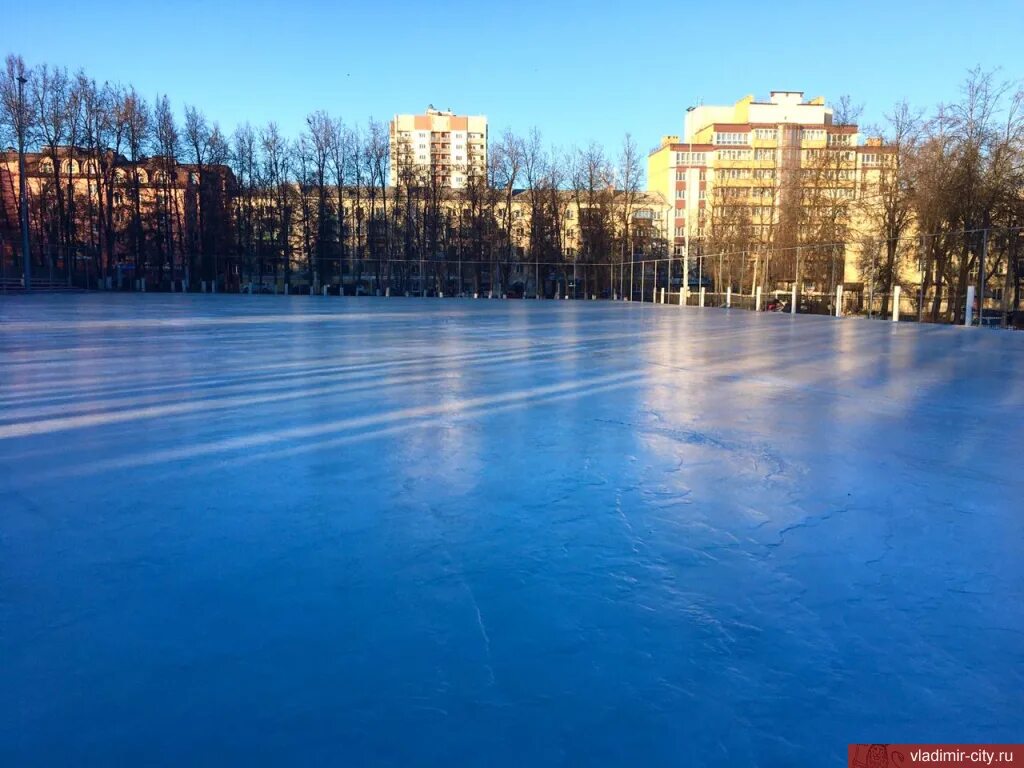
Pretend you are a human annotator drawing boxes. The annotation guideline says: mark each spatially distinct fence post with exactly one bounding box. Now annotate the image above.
[835,284,843,317]
[790,285,797,315]
[756,286,762,311]
[699,286,706,307]
[726,286,731,307]
[660,287,665,304]
[892,285,900,322]
[965,285,975,327]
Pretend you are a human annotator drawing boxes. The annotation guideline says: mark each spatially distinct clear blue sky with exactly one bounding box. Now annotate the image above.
[3,0,1021,155]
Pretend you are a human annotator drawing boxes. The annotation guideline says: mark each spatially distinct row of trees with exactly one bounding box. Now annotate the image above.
[0,54,657,297]
[2,54,1022,318]
[0,56,237,287]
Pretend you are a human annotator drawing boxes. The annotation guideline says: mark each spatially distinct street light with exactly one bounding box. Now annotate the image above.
[682,106,696,306]
[17,74,31,291]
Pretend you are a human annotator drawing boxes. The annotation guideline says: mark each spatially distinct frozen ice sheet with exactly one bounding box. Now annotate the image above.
[1,294,1023,766]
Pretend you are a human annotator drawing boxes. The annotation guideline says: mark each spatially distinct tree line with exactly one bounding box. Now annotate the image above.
[2,54,1022,319]
[0,54,655,298]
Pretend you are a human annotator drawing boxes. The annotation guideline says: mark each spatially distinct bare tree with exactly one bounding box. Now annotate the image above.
[491,129,523,295]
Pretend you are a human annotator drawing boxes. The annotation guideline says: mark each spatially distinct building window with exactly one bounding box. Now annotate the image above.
[675,151,707,165]
[753,128,776,140]
[801,128,826,142]
[828,133,851,146]
[714,131,749,145]
[754,148,775,161]
[717,149,752,161]
[675,188,685,198]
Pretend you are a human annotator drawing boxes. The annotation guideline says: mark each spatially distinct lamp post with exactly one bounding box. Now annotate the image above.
[17,74,31,291]
[682,106,696,306]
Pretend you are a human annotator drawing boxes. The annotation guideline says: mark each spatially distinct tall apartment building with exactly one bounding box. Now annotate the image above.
[648,91,890,292]
[389,107,488,190]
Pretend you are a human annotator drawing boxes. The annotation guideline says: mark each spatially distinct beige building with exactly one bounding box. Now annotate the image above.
[389,107,488,190]
[505,189,670,259]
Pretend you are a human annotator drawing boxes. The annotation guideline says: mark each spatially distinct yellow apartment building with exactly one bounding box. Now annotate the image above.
[648,91,899,297]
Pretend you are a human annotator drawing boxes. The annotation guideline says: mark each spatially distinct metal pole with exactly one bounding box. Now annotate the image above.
[664,255,669,302]
[698,248,703,301]
[718,251,723,302]
[917,235,925,323]
[630,242,634,301]
[977,229,988,327]
[791,246,799,315]
[868,242,877,319]
[683,217,689,306]
[17,74,31,291]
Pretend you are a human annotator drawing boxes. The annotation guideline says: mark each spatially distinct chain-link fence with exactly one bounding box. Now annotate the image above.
[12,226,1022,329]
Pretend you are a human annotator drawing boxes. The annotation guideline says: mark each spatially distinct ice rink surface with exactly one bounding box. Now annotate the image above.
[2,294,1023,766]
